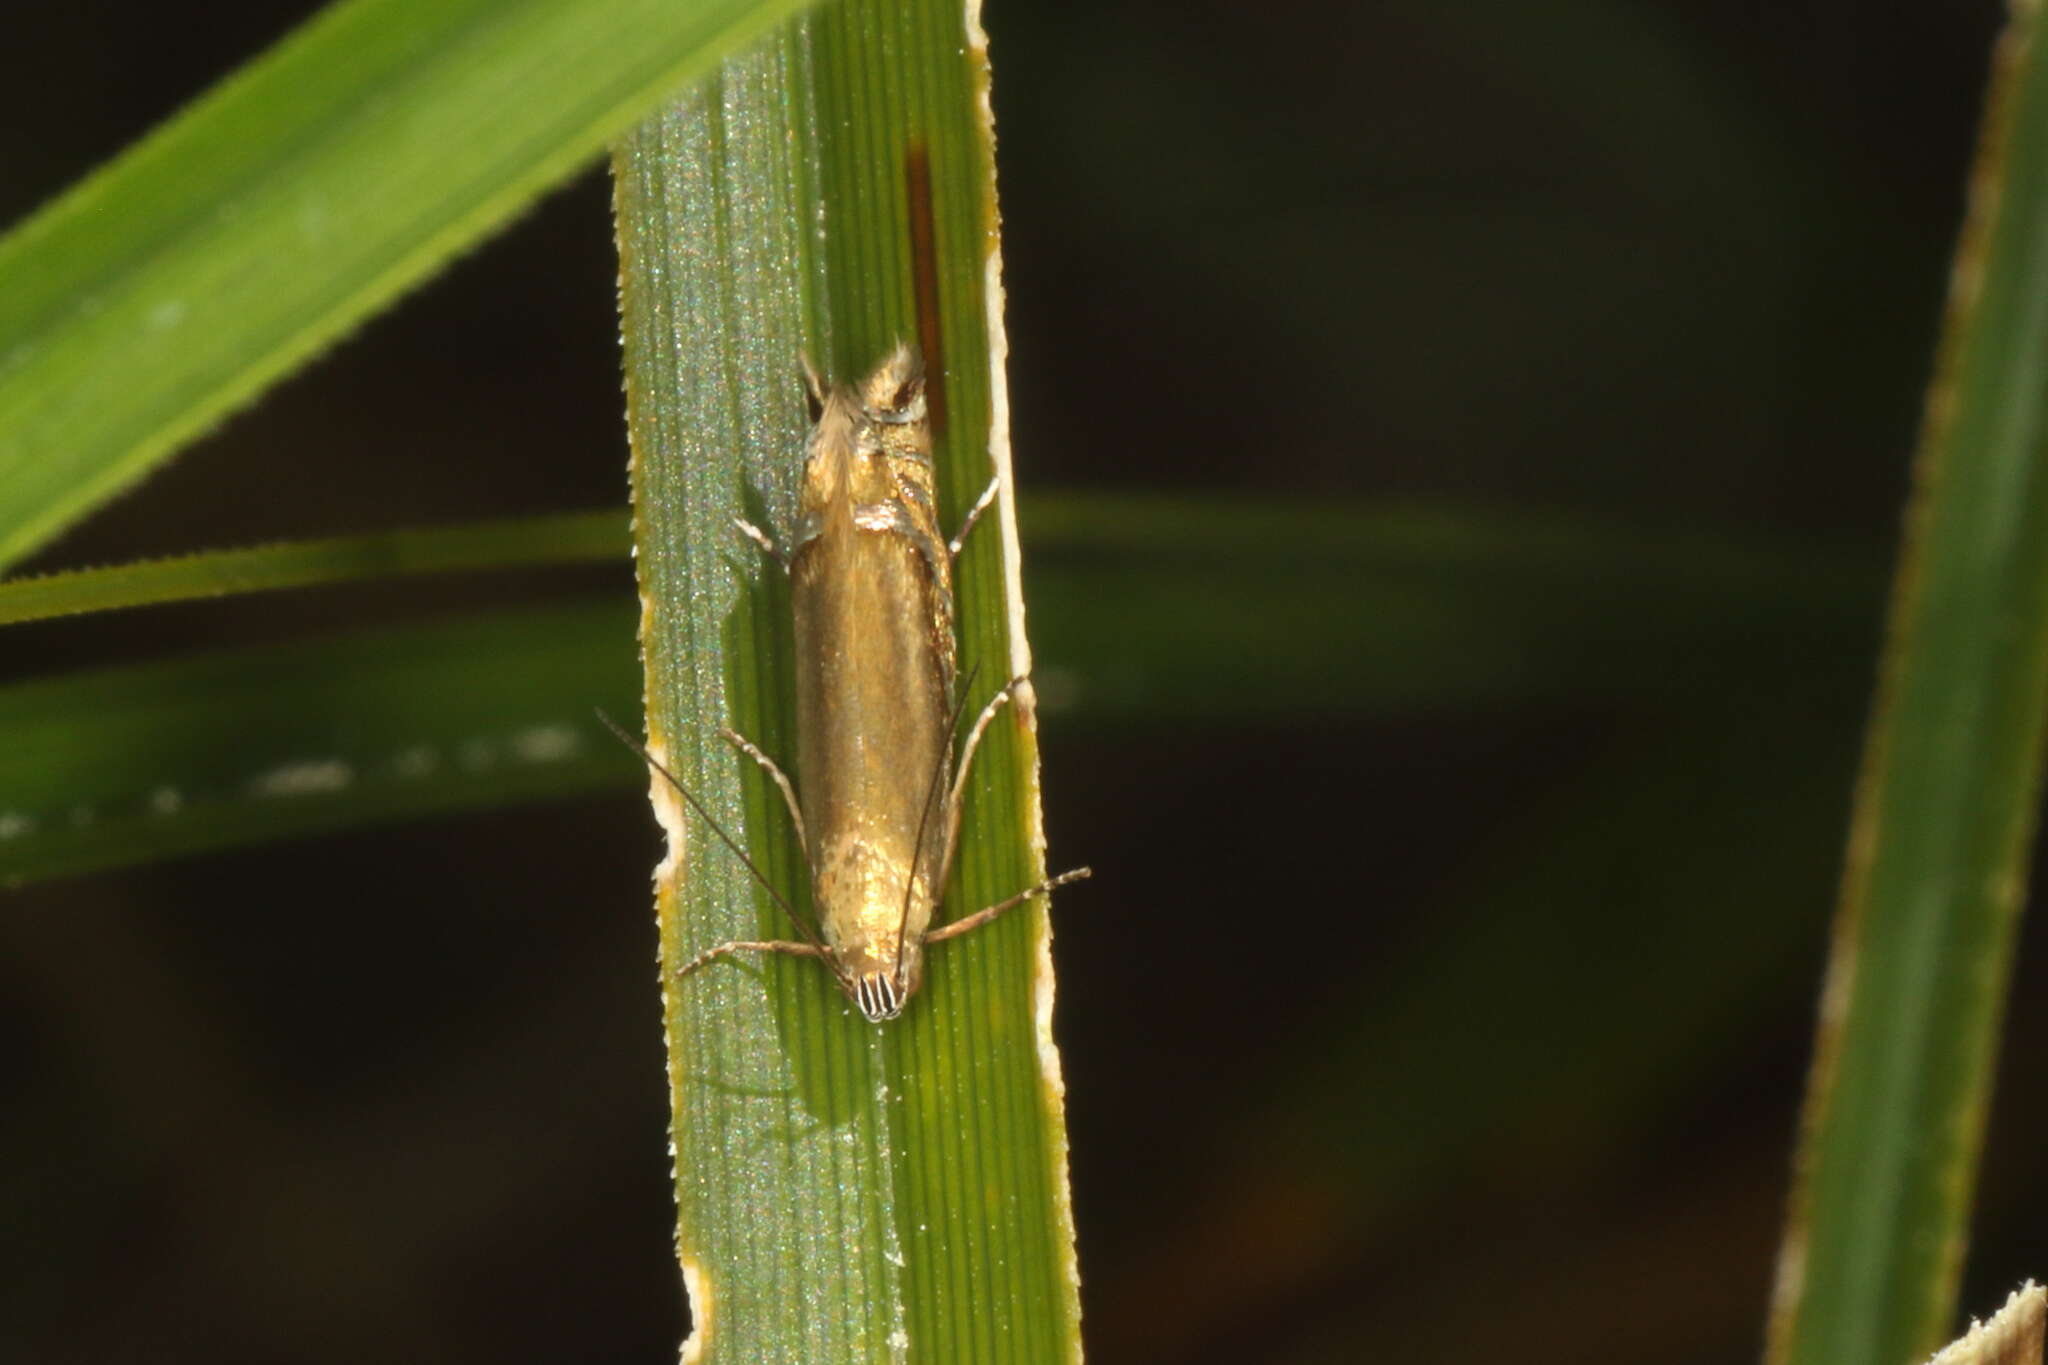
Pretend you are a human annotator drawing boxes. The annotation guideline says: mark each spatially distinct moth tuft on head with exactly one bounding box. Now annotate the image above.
[857,341,925,422]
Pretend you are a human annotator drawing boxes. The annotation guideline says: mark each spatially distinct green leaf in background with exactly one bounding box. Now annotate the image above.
[1768,11,2048,1364]
[0,602,639,887]
[0,496,1881,886]
[1090,695,1864,1363]
[0,0,810,575]
[0,512,625,626]
[612,2,1084,1358]
[1022,494,1878,719]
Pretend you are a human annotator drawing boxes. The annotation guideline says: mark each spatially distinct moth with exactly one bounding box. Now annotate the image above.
[610,345,1088,1022]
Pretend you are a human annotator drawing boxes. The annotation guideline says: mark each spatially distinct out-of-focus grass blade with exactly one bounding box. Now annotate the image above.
[1092,693,1863,1363]
[0,495,1883,886]
[0,0,810,575]
[0,495,1879,686]
[611,1,1083,1358]
[0,512,625,625]
[0,602,638,886]
[1024,494,1878,719]
[1768,14,2048,1365]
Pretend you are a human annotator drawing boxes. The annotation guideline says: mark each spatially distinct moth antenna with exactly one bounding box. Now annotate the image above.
[898,662,982,957]
[798,351,828,415]
[596,709,827,954]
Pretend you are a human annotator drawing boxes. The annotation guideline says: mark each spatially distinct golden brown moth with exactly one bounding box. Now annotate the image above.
[617,344,1087,1023]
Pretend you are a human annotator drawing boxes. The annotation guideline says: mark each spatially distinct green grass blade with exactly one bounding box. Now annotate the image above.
[0,494,1877,683]
[0,0,813,575]
[0,496,1879,887]
[1114,696,1862,1364]
[1769,15,2048,1364]
[0,511,625,625]
[612,3,1083,1359]
[1278,702,1858,1216]
[1023,493,1877,718]
[0,602,639,887]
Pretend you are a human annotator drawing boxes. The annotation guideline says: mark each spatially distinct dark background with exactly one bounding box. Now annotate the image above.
[3,3,2039,1362]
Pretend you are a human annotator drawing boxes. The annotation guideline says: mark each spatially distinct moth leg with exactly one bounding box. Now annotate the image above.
[950,675,1024,810]
[926,867,1093,944]
[936,675,1027,887]
[733,515,790,571]
[948,475,1000,559]
[719,728,808,857]
[736,356,817,569]
[677,937,828,977]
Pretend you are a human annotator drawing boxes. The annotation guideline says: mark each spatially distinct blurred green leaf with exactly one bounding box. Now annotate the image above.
[0,602,639,887]
[1095,692,1861,1363]
[0,0,809,574]
[0,512,625,625]
[0,495,1884,886]
[1024,494,1878,718]
[1769,13,2048,1365]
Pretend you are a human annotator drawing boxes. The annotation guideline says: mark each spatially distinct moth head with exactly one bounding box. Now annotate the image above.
[858,341,925,424]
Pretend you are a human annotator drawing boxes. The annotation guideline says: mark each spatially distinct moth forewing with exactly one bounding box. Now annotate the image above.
[789,344,955,1020]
